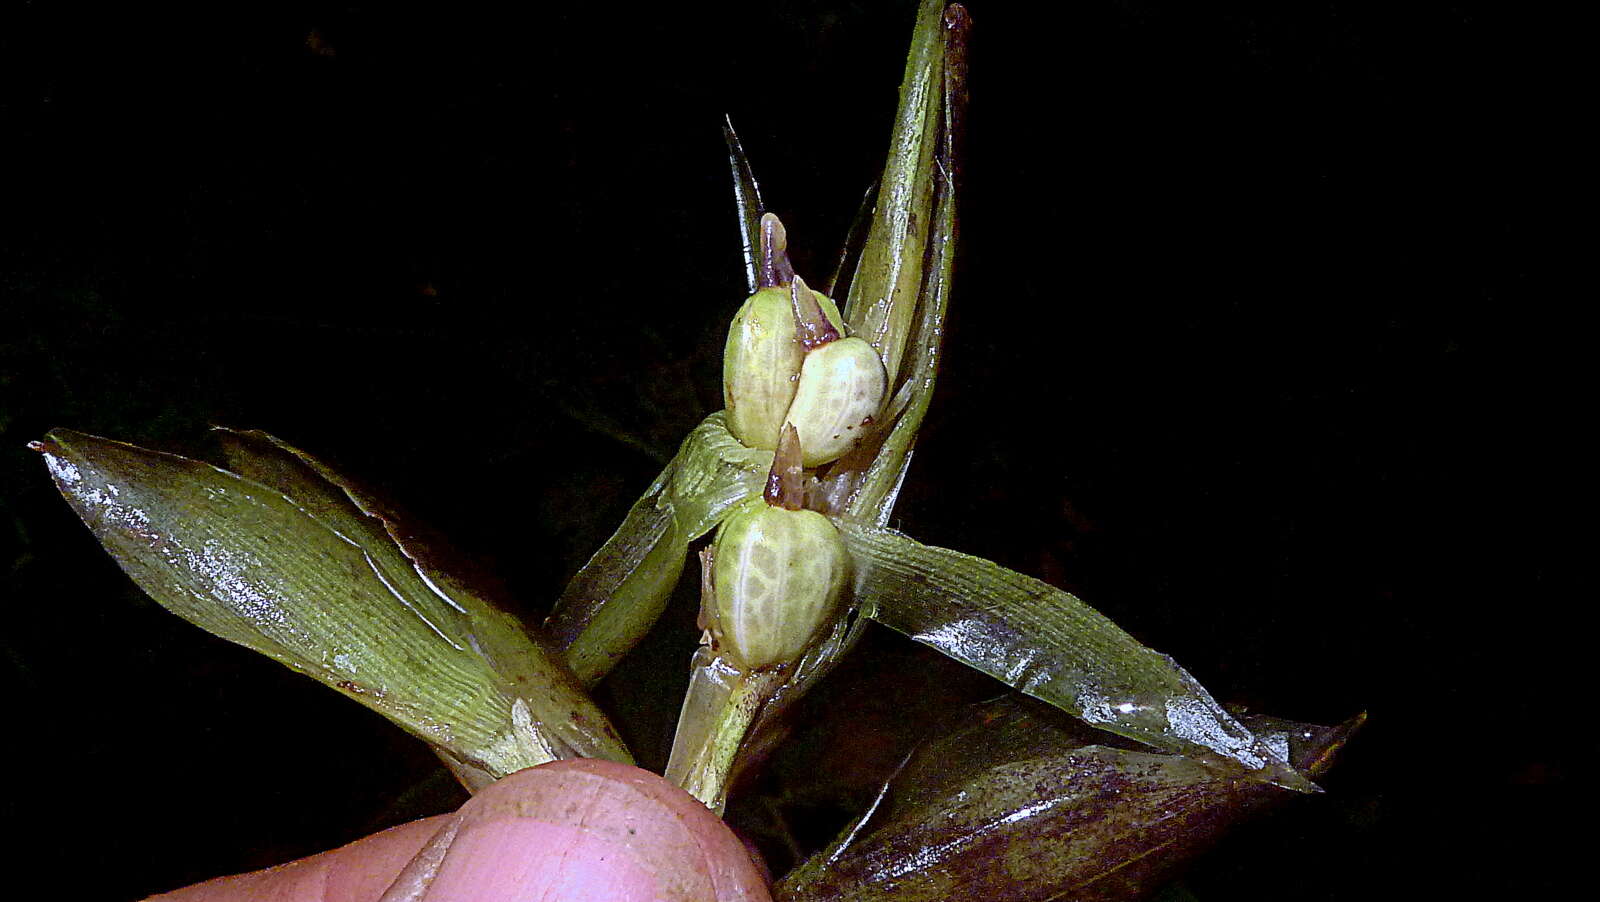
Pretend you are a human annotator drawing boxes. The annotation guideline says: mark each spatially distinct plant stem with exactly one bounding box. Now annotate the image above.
[665,650,786,815]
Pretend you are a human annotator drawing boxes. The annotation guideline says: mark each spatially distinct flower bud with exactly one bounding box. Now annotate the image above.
[722,213,886,466]
[722,285,846,451]
[785,335,886,467]
[708,428,847,670]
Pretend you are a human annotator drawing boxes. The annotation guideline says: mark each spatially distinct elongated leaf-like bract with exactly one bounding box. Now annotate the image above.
[549,413,772,685]
[37,429,630,789]
[840,521,1314,792]
[840,0,947,391]
[778,696,1360,901]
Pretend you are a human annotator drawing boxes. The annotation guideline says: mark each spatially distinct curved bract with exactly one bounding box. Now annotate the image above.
[548,412,772,686]
[36,428,629,790]
[841,521,1312,791]
[778,697,1362,902]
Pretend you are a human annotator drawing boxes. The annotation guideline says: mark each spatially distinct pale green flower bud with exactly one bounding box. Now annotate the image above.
[707,428,847,670]
[785,335,886,467]
[721,213,883,465]
[721,285,845,451]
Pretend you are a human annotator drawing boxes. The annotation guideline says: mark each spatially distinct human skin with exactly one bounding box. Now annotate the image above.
[147,759,773,902]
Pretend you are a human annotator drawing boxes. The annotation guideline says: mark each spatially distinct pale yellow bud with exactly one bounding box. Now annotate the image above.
[785,336,886,467]
[709,499,846,670]
[722,286,846,450]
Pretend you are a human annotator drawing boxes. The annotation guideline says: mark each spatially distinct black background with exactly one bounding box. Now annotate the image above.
[0,1,1569,898]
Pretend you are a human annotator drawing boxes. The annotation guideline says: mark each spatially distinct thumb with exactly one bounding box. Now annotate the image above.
[147,759,771,902]
[145,815,453,902]
[382,758,772,902]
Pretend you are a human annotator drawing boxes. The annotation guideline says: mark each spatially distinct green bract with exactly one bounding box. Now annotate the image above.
[35,428,631,791]
[549,412,772,686]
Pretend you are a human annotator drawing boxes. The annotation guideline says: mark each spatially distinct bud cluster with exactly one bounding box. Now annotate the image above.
[721,216,887,468]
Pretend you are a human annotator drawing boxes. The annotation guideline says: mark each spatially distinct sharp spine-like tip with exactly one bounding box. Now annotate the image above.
[765,424,807,510]
[790,274,841,350]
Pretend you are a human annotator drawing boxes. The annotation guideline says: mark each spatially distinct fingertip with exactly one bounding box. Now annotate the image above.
[144,815,450,902]
[407,759,771,902]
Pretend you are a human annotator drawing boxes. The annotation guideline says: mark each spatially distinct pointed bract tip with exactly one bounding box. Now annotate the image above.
[1298,710,1367,780]
[790,274,841,349]
[765,424,806,510]
[1264,758,1322,794]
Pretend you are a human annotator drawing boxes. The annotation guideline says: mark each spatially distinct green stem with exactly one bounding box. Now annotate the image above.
[664,651,785,815]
